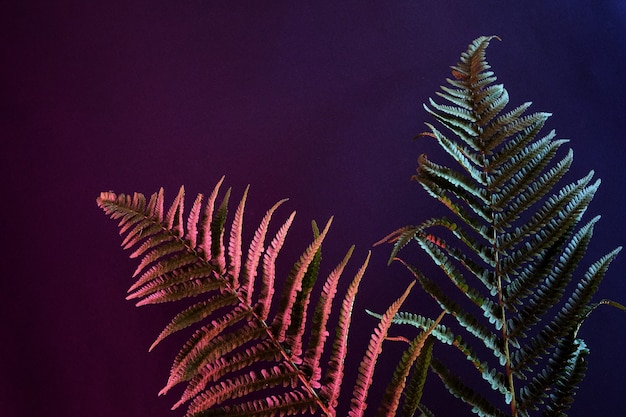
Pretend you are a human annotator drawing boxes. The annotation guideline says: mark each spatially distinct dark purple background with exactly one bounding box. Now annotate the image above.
[3,1,626,416]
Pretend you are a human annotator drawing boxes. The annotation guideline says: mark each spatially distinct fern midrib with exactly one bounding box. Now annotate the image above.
[203,252,332,416]
[471,40,518,414]
[246,299,332,415]
[481,132,518,417]
[484,146,518,416]
[492,221,517,417]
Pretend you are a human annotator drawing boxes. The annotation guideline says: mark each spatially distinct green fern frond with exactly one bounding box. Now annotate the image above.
[380,35,623,416]
[401,337,435,417]
[430,358,508,417]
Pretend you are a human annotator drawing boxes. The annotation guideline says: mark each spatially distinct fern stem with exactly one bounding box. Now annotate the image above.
[222,275,334,416]
[485,139,517,416]
[262,310,334,415]
[492,215,517,417]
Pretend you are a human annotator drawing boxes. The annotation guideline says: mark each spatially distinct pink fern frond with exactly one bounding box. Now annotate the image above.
[173,340,283,409]
[165,185,185,236]
[98,179,370,417]
[131,276,222,306]
[198,176,225,260]
[186,365,301,415]
[149,292,239,351]
[321,251,370,413]
[271,217,333,343]
[227,185,249,288]
[185,193,204,249]
[376,310,445,417]
[259,211,296,320]
[241,198,289,305]
[130,251,199,293]
[192,389,316,417]
[162,309,258,395]
[348,280,416,417]
[302,245,355,389]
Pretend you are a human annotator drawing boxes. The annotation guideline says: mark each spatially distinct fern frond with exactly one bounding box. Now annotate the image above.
[430,358,507,417]
[150,292,239,351]
[302,245,355,388]
[186,364,302,415]
[321,252,370,412]
[173,340,284,409]
[227,185,249,287]
[258,210,296,320]
[98,179,377,417]
[506,217,599,341]
[542,339,589,417]
[376,311,445,417]
[349,281,415,417]
[241,198,289,304]
[272,218,333,343]
[382,35,623,416]
[401,337,435,417]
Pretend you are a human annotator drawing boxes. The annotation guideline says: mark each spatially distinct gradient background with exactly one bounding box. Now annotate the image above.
[3,1,626,416]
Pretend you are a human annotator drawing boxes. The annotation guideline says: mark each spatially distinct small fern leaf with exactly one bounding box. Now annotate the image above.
[349,280,415,417]
[271,217,333,343]
[321,251,370,413]
[285,221,324,363]
[258,211,296,320]
[376,311,445,417]
[401,337,435,417]
[210,187,231,272]
[172,340,283,410]
[227,185,249,287]
[375,225,421,265]
[197,176,225,259]
[241,198,288,304]
[149,292,239,351]
[543,339,589,417]
[165,185,185,236]
[185,192,204,249]
[302,245,355,388]
[186,365,302,416]
[194,389,317,417]
[430,358,507,417]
